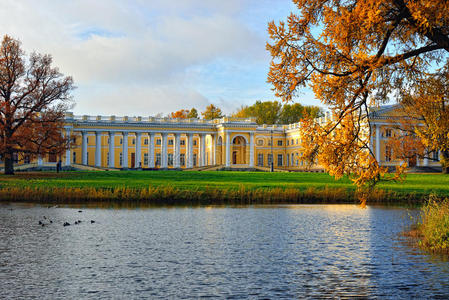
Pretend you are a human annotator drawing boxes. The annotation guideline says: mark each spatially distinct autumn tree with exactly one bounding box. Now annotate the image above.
[267,0,449,188]
[201,104,223,120]
[400,67,449,173]
[170,109,190,119]
[187,108,198,119]
[0,35,74,175]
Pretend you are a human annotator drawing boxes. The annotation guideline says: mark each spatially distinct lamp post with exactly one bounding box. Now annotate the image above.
[270,129,274,172]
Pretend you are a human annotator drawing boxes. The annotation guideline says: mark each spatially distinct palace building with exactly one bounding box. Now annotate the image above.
[10,105,442,171]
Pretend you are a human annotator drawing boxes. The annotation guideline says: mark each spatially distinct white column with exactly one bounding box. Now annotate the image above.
[37,156,43,166]
[249,132,254,167]
[148,133,155,168]
[161,133,168,168]
[200,133,206,167]
[375,125,381,164]
[65,129,71,166]
[187,133,194,168]
[423,149,429,166]
[82,131,88,165]
[95,131,102,167]
[369,124,374,153]
[225,132,231,167]
[174,133,181,168]
[108,131,115,168]
[211,134,216,165]
[136,132,142,168]
[122,132,128,168]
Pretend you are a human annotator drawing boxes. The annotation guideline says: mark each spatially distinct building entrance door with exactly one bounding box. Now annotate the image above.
[232,151,237,165]
[131,153,135,168]
[409,156,416,168]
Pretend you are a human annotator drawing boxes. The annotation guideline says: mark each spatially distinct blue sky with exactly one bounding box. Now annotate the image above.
[0,0,320,116]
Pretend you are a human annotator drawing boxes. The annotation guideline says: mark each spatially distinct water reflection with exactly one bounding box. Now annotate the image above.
[1,204,448,298]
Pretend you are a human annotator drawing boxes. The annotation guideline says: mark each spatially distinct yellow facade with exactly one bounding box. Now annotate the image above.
[16,105,441,170]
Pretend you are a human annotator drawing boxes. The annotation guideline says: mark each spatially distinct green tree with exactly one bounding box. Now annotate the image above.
[235,101,282,125]
[278,103,322,124]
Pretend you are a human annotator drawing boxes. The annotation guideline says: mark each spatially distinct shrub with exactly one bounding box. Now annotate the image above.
[417,195,449,254]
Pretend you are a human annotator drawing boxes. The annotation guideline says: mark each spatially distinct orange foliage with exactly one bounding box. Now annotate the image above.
[170,109,190,119]
[0,35,74,174]
[268,0,449,189]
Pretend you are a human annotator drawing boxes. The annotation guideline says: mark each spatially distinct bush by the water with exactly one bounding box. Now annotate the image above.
[417,195,449,254]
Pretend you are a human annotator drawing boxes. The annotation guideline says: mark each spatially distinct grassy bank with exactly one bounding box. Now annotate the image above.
[0,171,447,204]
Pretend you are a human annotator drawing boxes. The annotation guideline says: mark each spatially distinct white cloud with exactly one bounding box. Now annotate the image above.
[0,0,319,116]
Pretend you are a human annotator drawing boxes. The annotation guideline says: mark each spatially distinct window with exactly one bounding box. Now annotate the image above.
[86,152,89,165]
[257,139,263,146]
[268,140,272,146]
[180,140,185,146]
[180,154,185,166]
[193,154,197,166]
[277,140,283,146]
[268,154,273,166]
[168,153,173,166]
[107,152,109,165]
[257,154,264,166]
[24,155,30,164]
[168,139,173,146]
[144,153,148,166]
[86,137,89,144]
[156,153,161,166]
[385,146,392,162]
[296,139,298,145]
[277,154,283,166]
[132,138,135,145]
[287,140,289,146]
[120,138,123,145]
[291,139,294,145]
[292,153,294,166]
[286,154,289,166]
[144,139,148,145]
[193,140,197,146]
[385,129,392,137]
[73,152,76,163]
[119,153,123,166]
[156,139,161,145]
[107,137,110,144]
[433,150,440,161]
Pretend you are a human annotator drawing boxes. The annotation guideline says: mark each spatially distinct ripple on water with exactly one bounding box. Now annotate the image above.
[0,204,448,298]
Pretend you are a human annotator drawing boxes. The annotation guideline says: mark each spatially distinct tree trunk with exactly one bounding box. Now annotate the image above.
[4,151,14,175]
[442,151,449,174]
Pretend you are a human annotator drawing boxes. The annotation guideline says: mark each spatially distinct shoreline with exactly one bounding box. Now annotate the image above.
[0,185,434,206]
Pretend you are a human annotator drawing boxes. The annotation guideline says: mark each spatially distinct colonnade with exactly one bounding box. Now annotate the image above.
[74,131,217,168]
[64,129,255,169]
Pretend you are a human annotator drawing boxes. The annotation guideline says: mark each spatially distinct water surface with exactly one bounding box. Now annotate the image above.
[1,204,448,298]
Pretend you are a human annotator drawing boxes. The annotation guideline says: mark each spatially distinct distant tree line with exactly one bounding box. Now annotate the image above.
[169,101,322,125]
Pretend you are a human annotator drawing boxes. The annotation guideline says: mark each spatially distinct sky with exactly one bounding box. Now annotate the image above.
[0,0,320,116]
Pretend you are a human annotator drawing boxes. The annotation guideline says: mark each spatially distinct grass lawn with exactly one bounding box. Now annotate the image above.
[0,171,448,197]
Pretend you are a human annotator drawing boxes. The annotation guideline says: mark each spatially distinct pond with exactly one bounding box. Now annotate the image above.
[1,204,448,298]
